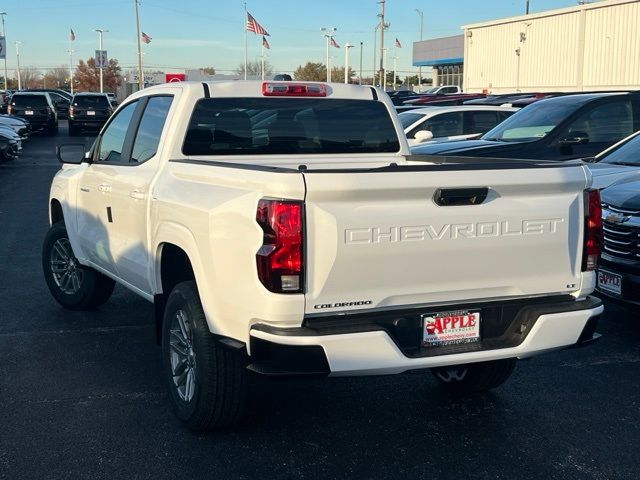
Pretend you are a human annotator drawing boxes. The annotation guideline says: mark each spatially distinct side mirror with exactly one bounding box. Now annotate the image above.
[560,131,590,146]
[56,144,87,164]
[414,130,434,143]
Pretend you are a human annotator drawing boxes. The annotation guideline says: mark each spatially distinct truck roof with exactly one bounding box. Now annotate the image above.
[137,80,380,101]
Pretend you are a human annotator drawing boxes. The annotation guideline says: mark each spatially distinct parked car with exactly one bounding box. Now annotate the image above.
[421,85,462,95]
[106,92,118,106]
[272,73,293,81]
[411,92,640,160]
[387,90,424,106]
[588,130,640,190]
[596,178,640,306]
[0,132,18,162]
[463,93,550,107]
[403,93,486,106]
[0,114,31,139]
[46,81,603,430]
[23,89,72,119]
[399,106,517,146]
[68,92,114,136]
[8,92,58,135]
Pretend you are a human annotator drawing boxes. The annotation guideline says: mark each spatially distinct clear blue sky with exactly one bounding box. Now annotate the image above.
[2,0,580,77]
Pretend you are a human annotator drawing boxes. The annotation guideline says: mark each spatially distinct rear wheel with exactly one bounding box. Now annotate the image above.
[42,222,115,310]
[431,359,516,395]
[162,281,249,430]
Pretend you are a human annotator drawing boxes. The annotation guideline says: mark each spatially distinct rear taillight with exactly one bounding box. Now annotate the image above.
[256,199,304,293]
[262,82,326,97]
[582,189,602,271]
[69,106,75,116]
[7,105,12,114]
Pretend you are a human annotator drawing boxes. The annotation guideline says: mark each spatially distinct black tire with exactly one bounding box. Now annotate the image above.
[42,221,115,310]
[162,281,249,431]
[431,359,516,395]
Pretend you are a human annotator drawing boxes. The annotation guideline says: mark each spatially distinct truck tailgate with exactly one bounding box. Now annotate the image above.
[303,164,587,314]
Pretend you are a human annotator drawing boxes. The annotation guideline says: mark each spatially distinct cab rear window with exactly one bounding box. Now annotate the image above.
[182,98,400,156]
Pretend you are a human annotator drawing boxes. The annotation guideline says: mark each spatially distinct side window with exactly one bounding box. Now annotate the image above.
[558,100,633,144]
[410,112,464,138]
[96,101,138,163]
[131,96,173,163]
[466,111,499,134]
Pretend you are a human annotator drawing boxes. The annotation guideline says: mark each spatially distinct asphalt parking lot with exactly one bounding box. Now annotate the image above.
[1,123,639,480]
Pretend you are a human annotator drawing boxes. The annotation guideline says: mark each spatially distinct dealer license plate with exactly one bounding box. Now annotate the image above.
[25,110,33,115]
[422,310,481,347]
[597,269,622,296]
[87,111,96,116]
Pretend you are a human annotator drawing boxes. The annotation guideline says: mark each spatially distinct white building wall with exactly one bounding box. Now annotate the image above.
[462,0,640,93]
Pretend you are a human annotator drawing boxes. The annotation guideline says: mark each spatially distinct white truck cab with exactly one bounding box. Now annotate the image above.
[44,81,603,430]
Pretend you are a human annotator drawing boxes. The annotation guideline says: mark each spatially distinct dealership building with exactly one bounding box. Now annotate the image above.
[413,0,640,93]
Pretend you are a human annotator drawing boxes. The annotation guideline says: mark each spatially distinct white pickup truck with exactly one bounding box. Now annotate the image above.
[44,81,604,430]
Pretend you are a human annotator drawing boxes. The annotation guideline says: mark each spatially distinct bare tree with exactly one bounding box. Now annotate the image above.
[43,67,69,89]
[19,68,43,89]
[235,60,273,77]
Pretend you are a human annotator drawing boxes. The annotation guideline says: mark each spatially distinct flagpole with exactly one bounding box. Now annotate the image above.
[134,0,144,90]
[261,40,264,80]
[243,2,248,80]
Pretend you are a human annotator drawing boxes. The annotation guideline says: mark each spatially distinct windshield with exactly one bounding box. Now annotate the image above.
[183,98,400,156]
[74,95,110,108]
[398,112,424,129]
[482,100,578,142]
[12,95,48,107]
[599,133,640,166]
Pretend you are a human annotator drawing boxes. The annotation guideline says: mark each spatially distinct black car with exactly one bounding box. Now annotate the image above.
[411,92,640,161]
[68,93,114,136]
[8,92,58,135]
[387,90,423,106]
[22,89,72,119]
[597,178,640,306]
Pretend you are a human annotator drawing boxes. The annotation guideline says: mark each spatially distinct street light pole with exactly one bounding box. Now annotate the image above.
[321,27,336,83]
[415,9,423,89]
[0,13,8,92]
[359,41,363,85]
[344,43,353,84]
[378,0,388,87]
[373,24,379,86]
[14,41,21,90]
[94,28,108,93]
[68,49,75,95]
[382,47,387,90]
[134,0,144,90]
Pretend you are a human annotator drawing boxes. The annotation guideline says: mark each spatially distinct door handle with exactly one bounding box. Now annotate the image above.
[98,184,112,193]
[80,186,90,193]
[129,190,146,200]
[434,187,489,206]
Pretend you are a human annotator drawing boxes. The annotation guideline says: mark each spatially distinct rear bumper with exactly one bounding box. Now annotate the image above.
[248,296,603,376]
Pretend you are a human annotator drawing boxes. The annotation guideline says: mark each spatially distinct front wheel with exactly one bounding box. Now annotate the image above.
[42,222,115,310]
[162,281,249,430]
[431,358,517,395]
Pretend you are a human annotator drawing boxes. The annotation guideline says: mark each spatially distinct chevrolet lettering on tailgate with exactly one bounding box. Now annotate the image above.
[345,218,565,244]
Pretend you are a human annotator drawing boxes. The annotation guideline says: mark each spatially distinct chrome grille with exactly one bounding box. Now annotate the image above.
[601,203,640,260]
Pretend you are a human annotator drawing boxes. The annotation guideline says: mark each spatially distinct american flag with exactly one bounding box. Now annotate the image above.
[246,12,270,36]
[141,32,152,44]
[395,38,401,48]
[69,28,75,41]
[330,37,340,48]
[262,36,270,50]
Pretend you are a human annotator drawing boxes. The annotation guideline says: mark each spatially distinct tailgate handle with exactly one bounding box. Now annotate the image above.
[434,187,489,206]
